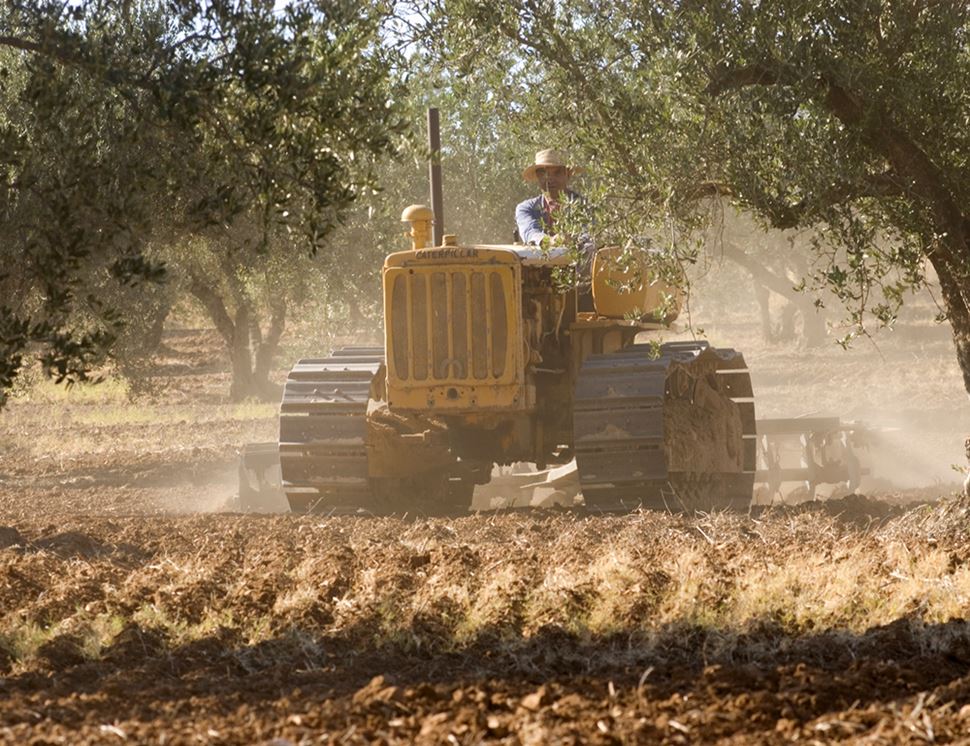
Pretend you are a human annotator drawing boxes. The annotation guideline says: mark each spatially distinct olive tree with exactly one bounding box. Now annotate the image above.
[434,0,970,392]
[0,0,406,404]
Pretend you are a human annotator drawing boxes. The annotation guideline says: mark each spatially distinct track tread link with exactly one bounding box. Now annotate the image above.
[279,349,384,513]
[574,341,757,512]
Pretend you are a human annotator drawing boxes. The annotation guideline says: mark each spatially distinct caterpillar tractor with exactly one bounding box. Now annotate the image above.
[240,111,761,515]
[266,219,759,515]
[276,234,756,514]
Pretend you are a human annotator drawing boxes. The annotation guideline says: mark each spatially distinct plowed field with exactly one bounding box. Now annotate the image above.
[3,506,970,744]
[2,327,970,744]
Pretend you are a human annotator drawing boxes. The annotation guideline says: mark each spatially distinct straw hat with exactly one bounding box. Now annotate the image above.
[522,149,584,182]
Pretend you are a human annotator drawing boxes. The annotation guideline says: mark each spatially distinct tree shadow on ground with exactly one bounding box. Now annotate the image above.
[6,614,969,731]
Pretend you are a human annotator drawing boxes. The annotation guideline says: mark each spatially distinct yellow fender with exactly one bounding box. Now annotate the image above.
[591,246,683,322]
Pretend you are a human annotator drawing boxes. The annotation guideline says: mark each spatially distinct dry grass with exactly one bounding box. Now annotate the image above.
[3,503,970,675]
[7,509,970,744]
[0,375,276,472]
[2,398,275,462]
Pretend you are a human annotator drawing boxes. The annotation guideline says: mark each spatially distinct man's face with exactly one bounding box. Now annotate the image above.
[536,166,569,195]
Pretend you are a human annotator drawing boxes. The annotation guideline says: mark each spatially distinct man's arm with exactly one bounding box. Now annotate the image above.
[515,198,548,245]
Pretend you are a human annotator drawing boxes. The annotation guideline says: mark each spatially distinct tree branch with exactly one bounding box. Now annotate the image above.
[705,63,791,96]
[822,78,966,248]
[0,33,155,92]
[0,35,45,55]
[187,274,234,347]
[254,295,286,382]
[706,62,963,240]
[769,170,904,229]
[721,242,803,301]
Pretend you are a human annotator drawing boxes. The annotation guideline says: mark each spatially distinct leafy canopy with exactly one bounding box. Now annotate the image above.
[433,1,970,363]
[0,0,406,405]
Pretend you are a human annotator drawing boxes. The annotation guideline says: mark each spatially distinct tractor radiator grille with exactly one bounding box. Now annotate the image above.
[389,268,509,382]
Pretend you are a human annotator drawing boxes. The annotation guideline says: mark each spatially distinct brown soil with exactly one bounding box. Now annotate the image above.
[2,511,970,744]
[2,326,970,743]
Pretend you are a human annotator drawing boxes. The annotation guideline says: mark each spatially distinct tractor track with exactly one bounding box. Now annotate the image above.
[279,349,384,513]
[574,340,757,511]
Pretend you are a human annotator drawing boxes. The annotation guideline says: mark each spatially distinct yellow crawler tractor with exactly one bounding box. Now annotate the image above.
[277,228,757,513]
[274,120,758,513]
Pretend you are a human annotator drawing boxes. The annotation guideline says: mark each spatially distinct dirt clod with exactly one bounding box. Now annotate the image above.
[34,531,107,558]
[520,685,550,711]
[36,633,87,670]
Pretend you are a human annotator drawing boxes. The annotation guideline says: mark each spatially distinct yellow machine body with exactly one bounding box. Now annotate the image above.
[380,240,662,470]
[383,246,529,412]
[277,224,756,514]
[382,243,669,419]
[591,246,683,322]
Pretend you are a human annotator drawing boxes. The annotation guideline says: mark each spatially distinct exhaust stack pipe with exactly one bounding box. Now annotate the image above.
[427,108,444,247]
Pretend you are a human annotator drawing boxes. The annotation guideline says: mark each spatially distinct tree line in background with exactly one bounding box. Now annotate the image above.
[2,0,968,405]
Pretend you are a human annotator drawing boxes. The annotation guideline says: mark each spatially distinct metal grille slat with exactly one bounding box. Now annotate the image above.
[443,272,454,379]
[471,272,487,379]
[490,273,507,378]
[411,273,428,381]
[390,275,408,380]
[425,271,434,379]
[452,272,468,380]
[484,269,494,378]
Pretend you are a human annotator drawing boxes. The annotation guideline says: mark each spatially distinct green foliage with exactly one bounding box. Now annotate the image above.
[313,55,536,327]
[432,0,970,389]
[0,0,406,405]
[425,0,716,316]
[7,0,970,401]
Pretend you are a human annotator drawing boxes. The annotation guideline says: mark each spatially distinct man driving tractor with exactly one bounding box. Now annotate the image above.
[515,148,585,246]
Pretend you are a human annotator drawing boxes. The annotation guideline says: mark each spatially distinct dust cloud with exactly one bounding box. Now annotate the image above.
[689,225,968,496]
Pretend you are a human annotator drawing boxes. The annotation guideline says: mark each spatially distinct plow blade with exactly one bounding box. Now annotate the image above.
[239,408,883,513]
[478,417,882,511]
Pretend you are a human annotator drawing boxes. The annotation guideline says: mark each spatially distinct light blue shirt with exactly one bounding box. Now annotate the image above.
[515,194,552,245]
[515,191,587,246]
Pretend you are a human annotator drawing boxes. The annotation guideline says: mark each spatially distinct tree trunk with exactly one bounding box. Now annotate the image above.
[228,298,255,402]
[937,266,970,496]
[779,302,796,341]
[723,243,826,347]
[800,299,827,348]
[252,296,286,401]
[188,274,282,402]
[347,293,365,329]
[753,281,773,342]
[930,251,970,396]
[188,275,235,346]
[145,297,173,354]
[788,252,826,348]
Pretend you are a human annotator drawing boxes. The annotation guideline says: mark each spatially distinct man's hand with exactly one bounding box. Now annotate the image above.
[540,233,565,249]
